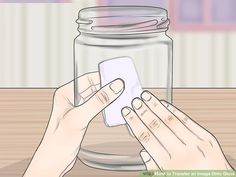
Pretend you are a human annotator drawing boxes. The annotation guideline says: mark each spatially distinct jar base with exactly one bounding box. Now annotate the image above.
[78,141,146,171]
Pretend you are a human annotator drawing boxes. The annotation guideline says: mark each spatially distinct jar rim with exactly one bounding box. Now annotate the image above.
[77,6,170,35]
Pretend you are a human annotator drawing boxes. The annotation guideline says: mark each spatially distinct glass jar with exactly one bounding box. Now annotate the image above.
[74,6,173,171]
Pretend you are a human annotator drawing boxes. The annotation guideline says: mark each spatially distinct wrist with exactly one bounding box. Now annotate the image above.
[24,136,78,177]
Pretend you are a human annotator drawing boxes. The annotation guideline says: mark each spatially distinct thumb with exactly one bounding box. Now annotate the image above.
[80,78,124,121]
[140,149,159,171]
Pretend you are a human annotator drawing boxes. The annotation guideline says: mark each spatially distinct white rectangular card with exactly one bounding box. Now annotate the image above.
[99,56,142,127]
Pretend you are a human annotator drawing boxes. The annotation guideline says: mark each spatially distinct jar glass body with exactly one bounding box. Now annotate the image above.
[74,32,173,102]
[74,32,173,170]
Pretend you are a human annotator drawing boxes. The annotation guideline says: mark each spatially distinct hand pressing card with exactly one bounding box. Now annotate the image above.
[99,56,142,127]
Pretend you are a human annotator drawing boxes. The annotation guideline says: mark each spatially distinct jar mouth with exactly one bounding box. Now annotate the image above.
[77,6,170,35]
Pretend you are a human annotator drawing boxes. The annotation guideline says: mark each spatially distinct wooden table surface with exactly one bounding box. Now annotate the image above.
[0,89,235,177]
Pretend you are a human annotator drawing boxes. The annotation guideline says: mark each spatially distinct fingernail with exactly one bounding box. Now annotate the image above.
[140,149,147,153]
[91,85,97,92]
[141,91,152,101]
[161,100,169,107]
[109,79,124,94]
[132,98,142,110]
[140,150,151,163]
[122,107,131,116]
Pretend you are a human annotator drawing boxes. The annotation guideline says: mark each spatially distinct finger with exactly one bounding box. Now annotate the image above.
[122,107,171,164]
[132,98,185,150]
[76,72,100,94]
[160,100,207,140]
[54,71,100,106]
[140,149,159,170]
[78,84,100,104]
[77,72,101,103]
[79,78,124,122]
[141,91,196,143]
[126,124,135,137]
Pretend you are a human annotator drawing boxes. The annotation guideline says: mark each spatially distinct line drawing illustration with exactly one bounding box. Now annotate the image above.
[0,2,235,177]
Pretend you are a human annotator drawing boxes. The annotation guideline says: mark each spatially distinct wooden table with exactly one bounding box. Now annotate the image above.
[0,89,235,177]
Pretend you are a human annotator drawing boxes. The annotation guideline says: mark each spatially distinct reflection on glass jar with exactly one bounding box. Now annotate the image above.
[74,6,173,171]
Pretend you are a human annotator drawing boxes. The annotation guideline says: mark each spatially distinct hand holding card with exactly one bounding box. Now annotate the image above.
[99,56,142,127]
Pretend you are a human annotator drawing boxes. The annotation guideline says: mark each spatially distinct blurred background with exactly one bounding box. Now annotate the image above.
[0,0,235,87]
